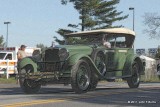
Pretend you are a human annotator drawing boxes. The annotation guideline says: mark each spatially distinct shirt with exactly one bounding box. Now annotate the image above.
[103,42,111,48]
[17,50,27,60]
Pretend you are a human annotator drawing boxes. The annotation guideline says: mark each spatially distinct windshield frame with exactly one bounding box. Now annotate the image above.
[65,34,103,45]
[64,33,135,48]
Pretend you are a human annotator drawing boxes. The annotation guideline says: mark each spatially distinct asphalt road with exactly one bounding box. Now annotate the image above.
[0,82,159,107]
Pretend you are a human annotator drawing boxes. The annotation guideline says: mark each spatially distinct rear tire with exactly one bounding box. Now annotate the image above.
[71,60,91,94]
[157,67,160,80]
[89,72,98,91]
[19,65,41,94]
[92,51,106,75]
[127,62,140,88]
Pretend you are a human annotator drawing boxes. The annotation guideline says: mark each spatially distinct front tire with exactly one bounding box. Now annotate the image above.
[71,60,91,94]
[19,65,41,94]
[127,62,140,88]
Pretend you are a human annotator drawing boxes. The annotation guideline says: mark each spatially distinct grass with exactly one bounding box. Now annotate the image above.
[0,75,17,84]
[141,76,160,82]
[114,76,160,83]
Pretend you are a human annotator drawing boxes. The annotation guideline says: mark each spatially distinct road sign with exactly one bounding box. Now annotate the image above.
[136,49,145,55]
[148,48,157,54]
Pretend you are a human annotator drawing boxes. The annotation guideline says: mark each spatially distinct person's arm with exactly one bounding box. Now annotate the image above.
[17,52,22,60]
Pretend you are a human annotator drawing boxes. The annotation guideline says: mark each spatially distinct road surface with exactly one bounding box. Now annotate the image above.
[0,82,159,107]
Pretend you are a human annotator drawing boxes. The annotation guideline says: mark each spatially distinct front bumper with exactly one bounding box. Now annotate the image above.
[17,71,71,84]
[18,60,70,82]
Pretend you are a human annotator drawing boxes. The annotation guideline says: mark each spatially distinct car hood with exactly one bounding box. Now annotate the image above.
[56,45,93,55]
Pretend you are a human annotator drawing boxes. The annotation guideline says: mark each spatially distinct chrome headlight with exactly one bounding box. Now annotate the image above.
[58,48,69,61]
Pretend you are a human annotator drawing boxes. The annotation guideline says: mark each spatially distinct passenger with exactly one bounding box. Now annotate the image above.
[17,45,27,61]
[103,39,111,48]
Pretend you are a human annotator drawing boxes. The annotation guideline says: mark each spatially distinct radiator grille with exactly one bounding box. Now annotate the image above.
[45,48,60,62]
[38,48,62,72]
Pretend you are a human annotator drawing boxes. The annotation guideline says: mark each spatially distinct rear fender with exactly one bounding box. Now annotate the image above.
[123,54,145,76]
[134,57,145,75]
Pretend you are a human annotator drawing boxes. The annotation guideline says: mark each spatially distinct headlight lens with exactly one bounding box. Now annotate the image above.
[58,48,69,61]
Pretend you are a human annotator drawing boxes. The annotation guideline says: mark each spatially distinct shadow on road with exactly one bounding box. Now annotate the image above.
[0,87,22,95]
[0,86,129,95]
[0,84,159,107]
[36,88,160,107]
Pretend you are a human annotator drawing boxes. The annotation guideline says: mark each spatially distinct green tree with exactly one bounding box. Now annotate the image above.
[54,29,74,45]
[36,43,47,53]
[61,0,128,30]
[55,0,128,44]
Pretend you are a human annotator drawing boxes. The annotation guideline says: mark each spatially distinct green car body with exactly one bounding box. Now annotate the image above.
[18,28,145,94]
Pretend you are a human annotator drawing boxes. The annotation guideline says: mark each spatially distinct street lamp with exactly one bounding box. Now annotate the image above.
[129,7,135,31]
[4,22,11,47]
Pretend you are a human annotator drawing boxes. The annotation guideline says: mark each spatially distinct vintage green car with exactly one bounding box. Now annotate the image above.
[18,28,145,94]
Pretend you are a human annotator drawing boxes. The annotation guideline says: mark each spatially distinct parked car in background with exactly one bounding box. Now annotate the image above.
[18,28,145,94]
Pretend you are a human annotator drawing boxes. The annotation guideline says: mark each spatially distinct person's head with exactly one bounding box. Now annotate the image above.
[102,35,107,42]
[20,45,26,51]
[102,39,106,43]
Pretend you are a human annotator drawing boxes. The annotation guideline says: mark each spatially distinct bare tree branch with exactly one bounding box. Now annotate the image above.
[143,13,160,39]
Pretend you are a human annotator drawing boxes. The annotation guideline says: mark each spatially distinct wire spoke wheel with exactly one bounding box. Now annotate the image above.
[19,65,41,94]
[94,52,106,75]
[71,60,91,94]
[77,64,90,90]
[157,67,160,80]
[127,62,140,88]
[132,64,140,85]
[24,79,40,89]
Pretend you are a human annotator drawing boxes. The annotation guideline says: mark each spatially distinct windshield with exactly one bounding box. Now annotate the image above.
[107,34,134,48]
[65,35,103,45]
[0,53,6,60]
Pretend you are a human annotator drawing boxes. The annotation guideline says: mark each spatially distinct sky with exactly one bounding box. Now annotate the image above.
[0,0,160,49]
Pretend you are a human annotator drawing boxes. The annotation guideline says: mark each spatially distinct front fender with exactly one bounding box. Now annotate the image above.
[18,57,38,73]
[67,53,89,66]
[67,53,102,77]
